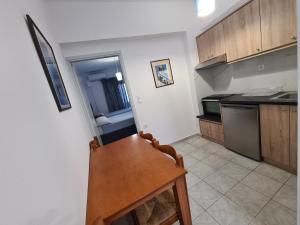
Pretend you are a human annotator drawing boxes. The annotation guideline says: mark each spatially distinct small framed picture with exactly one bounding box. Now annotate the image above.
[26,15,71,112]
[150,59,174,88]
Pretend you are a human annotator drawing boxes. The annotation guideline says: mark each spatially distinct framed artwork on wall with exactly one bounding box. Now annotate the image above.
[150,59,174,88]
[26,15,71,112]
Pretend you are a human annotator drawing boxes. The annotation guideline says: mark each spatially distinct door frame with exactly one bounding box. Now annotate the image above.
[67,51,140,143]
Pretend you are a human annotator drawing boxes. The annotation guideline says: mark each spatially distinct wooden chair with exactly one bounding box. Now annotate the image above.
[89,136,100,151]
[138,131,154,142]
[132,139,186,225]
[152,140,184,168]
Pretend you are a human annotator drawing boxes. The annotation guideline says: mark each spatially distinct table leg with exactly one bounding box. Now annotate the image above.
[173,175,192,225]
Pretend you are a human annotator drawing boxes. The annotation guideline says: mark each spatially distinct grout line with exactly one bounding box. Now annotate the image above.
[184,138,298,225]
[269,175,297,212]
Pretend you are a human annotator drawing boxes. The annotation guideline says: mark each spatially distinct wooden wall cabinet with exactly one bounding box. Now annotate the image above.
[260,0,297,51]
[196,0,297,64]
[196,22,225,63]
[260,105,297,173]
[199,120,224,144]
[223,0,262,62]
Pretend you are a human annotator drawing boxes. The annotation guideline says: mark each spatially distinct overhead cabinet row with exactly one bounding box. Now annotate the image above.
[196,0,297,63]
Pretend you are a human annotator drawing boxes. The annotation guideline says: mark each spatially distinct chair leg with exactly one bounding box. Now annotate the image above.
[130,210,140,225]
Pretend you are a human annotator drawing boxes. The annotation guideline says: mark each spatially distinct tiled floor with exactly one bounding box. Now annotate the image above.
[172,135,297,225]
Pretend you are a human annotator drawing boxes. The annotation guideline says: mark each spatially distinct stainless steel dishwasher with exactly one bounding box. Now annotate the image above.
[222,104,261,161]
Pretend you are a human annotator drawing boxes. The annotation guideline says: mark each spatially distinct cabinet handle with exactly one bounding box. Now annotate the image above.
[291,35,297,40]
[256,48,260,52]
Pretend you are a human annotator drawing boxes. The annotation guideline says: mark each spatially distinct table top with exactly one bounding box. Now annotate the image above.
[86,135,186,225]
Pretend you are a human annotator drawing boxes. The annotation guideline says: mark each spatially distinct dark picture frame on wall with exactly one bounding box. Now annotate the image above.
[150,58,174,88]
[26,14,71,112]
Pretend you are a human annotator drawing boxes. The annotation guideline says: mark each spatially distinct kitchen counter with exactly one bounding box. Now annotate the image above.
[221,92,297,105]
[196,115,222,123]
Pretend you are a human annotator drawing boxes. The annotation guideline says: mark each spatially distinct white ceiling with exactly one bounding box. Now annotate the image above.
[46,0,189,2]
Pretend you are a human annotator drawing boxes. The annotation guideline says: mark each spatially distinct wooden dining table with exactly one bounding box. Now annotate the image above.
[86,134,192,225]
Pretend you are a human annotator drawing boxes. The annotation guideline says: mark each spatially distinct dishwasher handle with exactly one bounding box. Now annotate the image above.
[221,104,258,110]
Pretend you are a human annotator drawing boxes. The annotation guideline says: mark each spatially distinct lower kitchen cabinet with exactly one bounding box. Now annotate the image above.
[290,106,297,171]
[260,104,297,173]
[199,119,224,144]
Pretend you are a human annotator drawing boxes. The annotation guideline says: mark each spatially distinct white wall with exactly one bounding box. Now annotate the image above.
[62,33,198,144]
[210,46,298,93]
[45,0,250,125]
[0,1,91,225]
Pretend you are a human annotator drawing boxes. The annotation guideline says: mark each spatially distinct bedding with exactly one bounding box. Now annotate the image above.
[96,109,135,135]
[95,116,111,126]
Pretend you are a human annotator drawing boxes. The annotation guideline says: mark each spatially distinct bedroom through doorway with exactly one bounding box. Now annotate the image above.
[71,55,137,145]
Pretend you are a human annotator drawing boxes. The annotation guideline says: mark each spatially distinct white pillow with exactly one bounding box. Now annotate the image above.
[96,116,111,126]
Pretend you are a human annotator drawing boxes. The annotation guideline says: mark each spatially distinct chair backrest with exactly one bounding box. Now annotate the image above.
[138,131,154,142]
[152,140,184,168]
[89,136,100,151]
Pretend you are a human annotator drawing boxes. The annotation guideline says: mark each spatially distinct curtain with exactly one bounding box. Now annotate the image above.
[102,78,129,112]
[118,82,130,109]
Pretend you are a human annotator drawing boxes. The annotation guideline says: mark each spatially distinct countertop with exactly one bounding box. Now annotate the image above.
[220,92,297,105]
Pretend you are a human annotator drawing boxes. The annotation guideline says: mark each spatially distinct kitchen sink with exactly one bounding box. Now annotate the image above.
[272,92,297,100]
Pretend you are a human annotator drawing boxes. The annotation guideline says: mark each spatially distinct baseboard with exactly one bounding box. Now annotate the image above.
[170,133,201,145]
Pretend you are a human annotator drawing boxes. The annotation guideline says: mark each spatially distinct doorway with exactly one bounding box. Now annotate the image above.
[71,55,137,145]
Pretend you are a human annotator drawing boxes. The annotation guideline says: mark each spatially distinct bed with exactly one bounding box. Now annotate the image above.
[96,108,137,144]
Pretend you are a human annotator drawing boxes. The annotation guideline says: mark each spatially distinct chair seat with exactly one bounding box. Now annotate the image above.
[135,189,177,225]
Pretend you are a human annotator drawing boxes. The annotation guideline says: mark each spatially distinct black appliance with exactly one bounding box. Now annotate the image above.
[202,94,234,118]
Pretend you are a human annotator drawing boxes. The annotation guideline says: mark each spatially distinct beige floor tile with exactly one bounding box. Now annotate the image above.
[255,200,296,225]
[183,155,199,168]
[193,211,219,225]
[248,219,265,225]
[215,148,238,161]
[218,162,251,181]
[200,142,223,154]
[189,180,222,209]
[175,148,188,156]
[273,184,297,211]
[207,197,253,225]
[231,155,260,170]
[204,172,238,194]
[173,142,197,154]
[186,172,201,189]
[242,172,283,197]
[185,135,202,144]
[190,149,211,161]
[225,183,270,216]
[188,138,210,148]
[202,155,229,170]
[189,162,215,179]
[286,175,297,188]
[255,163,291,183]
[189,198,205,220]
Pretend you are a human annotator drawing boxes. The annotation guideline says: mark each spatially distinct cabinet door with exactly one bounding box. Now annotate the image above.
[197,32,211,62]
[210,123,224,144]
[260,0,297,51]
[260,105,290,167]
[223,0,262,62]
[290,106,297,171]
[199,120,210,137]
[210,23,226,59]
[196,22,225,62]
